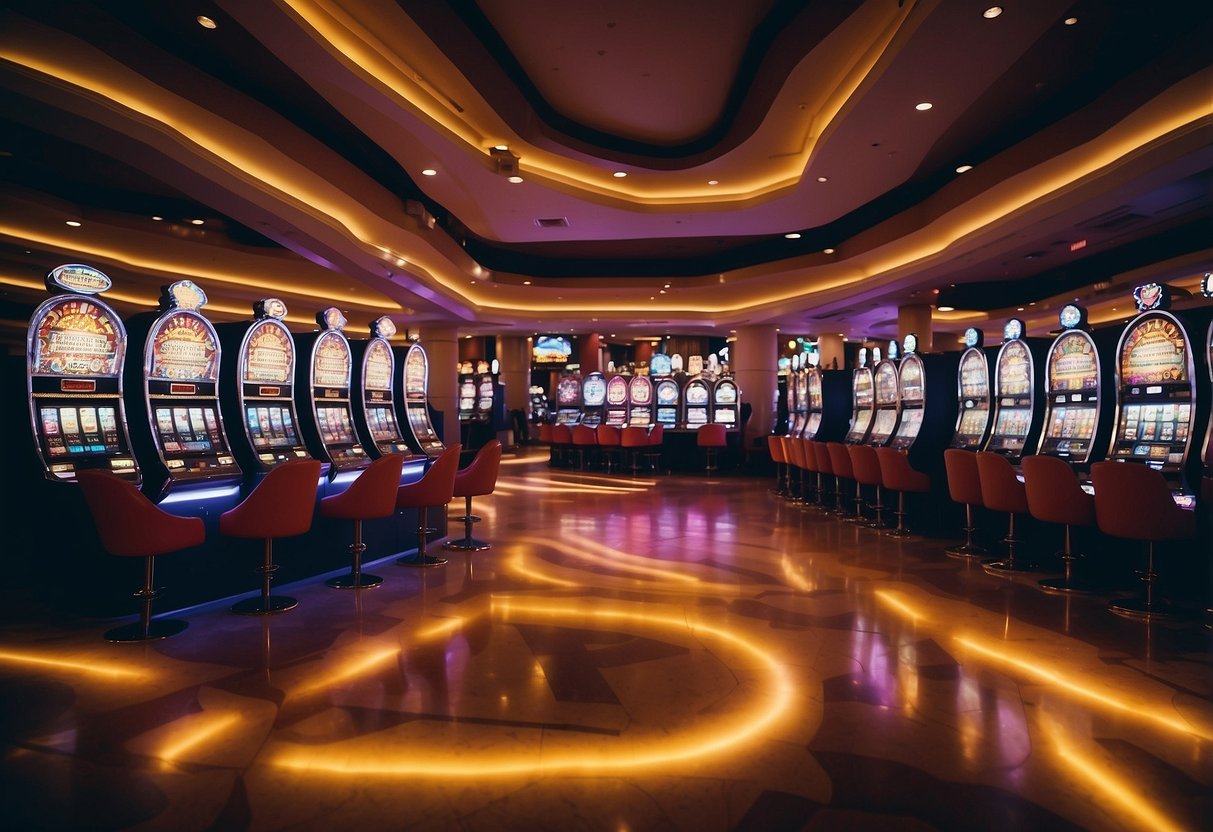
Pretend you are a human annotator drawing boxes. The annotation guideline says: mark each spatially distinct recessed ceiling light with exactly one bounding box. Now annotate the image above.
[507,176,524,184]
[915,102,933,111]
[707,180,719,186]
[522,280,531,285]
[937,305,956,312]
[659,289,667,294]
[1064,17,1078,26]
[785,232,801,239]
[816,176,829,183]
[612,171,627,178]
[196,15,217,29]
[823,248,835,255]
[494,144,509,151]
[190,218,205,225]
[663,283,671,288]
[1017,306,1025,311]
[421,168,437,176]
[151,215,163,221]
[64,220,81,227]
[955,164,974,174]
[982,7,1003,19]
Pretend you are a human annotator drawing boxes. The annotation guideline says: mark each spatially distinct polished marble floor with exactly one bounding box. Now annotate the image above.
[1,449,1210,831]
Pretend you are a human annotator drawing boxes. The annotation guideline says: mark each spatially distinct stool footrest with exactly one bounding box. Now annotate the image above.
[443,538,491,551]
[397,553,448,568]
[325,573,384,590]
[105,618,187,642]
[231,595,298,615]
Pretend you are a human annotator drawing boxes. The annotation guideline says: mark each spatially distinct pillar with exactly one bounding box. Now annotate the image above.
[579,333,602,373]
[898,304,934,352]
[419,325,459,447]
[733,325,777,454]
[496,335,530,413]
[817,333,846,371]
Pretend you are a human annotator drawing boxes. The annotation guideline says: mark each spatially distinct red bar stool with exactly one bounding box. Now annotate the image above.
[875,447,930,538]
[444,440,503,552]
[812,440,836,511]
[847,444,886,527]
[767,434,787,496]
[826,443,855,517]
[221,459,323,615]
[644,423,665,473]
[596,424,623,473]
[76,469,205,642]
[800,439,821,506]
[1022,455,1097,594]
[537,423,554,462]
[943,449,987,559]
[975,452,1038,575]
[780,437,802,502]
[622,426,650,476]
[1091,461,1196,621]
[551,423,573,468]
[698,423,728,474]
[396,444,462,567]
[319,453,404,589]
[571,424,598,470]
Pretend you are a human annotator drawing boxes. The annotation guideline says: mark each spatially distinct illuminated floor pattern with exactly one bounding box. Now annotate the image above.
[1,450,1210,831]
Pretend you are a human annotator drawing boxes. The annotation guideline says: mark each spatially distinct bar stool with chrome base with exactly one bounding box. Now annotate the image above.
[1022,455,1098,594]
[975,452,1038,575]
[847,443,885,527]
[444,440,502,552]
[77,469,205,642]
[813,440,836,511]
[550,423,573,467]
[644,423,665,473]
[319,453,404,589]
[698,423,727,474]
[596,424,623,473]
[222,458,322,615]
[826,443,855,517]
[767,434,787,496]
[622,426,649,476]
[800,439,822,506]
[943,449,987,558]
[1091,461,1196,621]
[396,444,462,567]
[571,424,597,470]
[875,447,930,538]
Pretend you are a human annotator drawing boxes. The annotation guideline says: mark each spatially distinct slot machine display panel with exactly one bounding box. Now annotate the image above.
[457,369,476,423]
[655,378,680,426]
[27,265,139,483]
[683,378,711,429]
[1205,317,1213,495]
[604,374,630,427]
[555,375,584,425]
[952,340,992,449]
[803,366,824,439]
[844,367,874,444]
[712,378,739,426]
[401,342,444,457]
[867,360,900,447]
[628,375,654,426]
[357,321,412,457]
[232,306,311,471]
[475,372,494,423]
[890,354,925,451]
[785,364,801,437]
[984,321,1037,462]
[137,281,240,492]
[1038,327,1101,463]
[581,371,606,427]
[303,309,369,472]
[1108,310,1197,500]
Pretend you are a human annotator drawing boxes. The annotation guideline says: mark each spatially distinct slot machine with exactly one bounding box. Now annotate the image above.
[604,373,630,427]
[1203,273,1213,505]
[628,375,654,426]
[126,280,242,500]
[844,348,875,444]
[1107,283,1206,508]
[712,377,740,426]
[1036,304,1111,474]
[474,361,495,424]
[554,374,584,425]
[983,318,1046,463]
[772,357,789,437]
[888,333,959,471]
[801,362,821,439]
[682,377,711,429]
[580,371,605,427]
[650,354,679,427]
[26,264,139,484]
[399,341,445,458]
[866,342,901,447]
[352,316,416,459]
[951,327,993,449]
[457,362,476,424]
[294,307,370,480]
[218,298,312,477]
[789,356,806,437]
[528,386,549,424]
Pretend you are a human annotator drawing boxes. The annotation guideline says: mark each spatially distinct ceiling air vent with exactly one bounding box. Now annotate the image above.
[534,217,570,229]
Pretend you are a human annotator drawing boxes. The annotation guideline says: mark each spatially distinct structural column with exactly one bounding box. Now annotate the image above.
[817,333,846,371]
[898,304,934,352]
[732,325,777,456]
[419,325,459,448]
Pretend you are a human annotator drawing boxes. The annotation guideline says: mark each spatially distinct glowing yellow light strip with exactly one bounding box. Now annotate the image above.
[499,456,548,466]
[511,535,699,585]
[158,712,242,761]
[505,552,579,587]
[273,598,794,776]
[494,482,647,495]
[874,589,927,623]
[538,473,659,487]
[0,649,147,680]
[289,645,401,699]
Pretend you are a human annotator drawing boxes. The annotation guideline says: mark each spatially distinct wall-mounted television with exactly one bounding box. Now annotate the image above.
[533,335,573,365]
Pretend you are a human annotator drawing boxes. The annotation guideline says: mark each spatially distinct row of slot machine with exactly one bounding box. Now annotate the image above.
[786,281,1212,508]
[457,361,496,425]
[552,355,740,430]
[27,264,446,502]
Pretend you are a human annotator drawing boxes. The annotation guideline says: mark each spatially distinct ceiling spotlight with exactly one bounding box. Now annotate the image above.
[494,144,509,151]
[663,283,671,288]
[196,15,217,29]
[982,7,1003,19]
[784,232,801,239]
[522,280,532,285]
[190,218,205,225]
[955,164,974,174]
[1064,16,1078,26]
[823,248,835,255]
[816,176,829,183]
[507,176,524,184]
[915,102,933,111]
[421,168,437,176]
[612,171,627,178]
[64,220,81,227]
[1017,306,1025,312]
[151,215,163,221]
[707,179,719,186]
[936,305,956,312]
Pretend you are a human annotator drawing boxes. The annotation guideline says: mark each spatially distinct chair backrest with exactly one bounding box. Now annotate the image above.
[786,437,804,470]
[943,449,982,505]
[454,440,502,498]
[621,426,649,448]
[800,438,818,472]
[827,442,853,478]
[974,452,1028,514]
[875,447,930,493]
[538,423,553,444]
[847,444,882,486]
[767,434,785,464]
[1090,461,1195,541]
[697,423,727,447]
[322,453,404,520]
[77,469,205,557]
[648,423,664,445]
[221,458,322,539]
[1021,454,1093,527]
[596,425,622,447]
[813,441,835,475]
[399,443,463,508]
[552,424,573,444]
[572,424,598,446]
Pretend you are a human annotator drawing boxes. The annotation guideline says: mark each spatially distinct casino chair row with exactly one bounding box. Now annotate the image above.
[77,440,503,642]
[540,422,666,474]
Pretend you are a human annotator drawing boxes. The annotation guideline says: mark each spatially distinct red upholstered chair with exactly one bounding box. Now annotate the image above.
[444,440,503,552]
[788,438,808,502]
[1022,455,1097,594]
[813,441,836,511]
[767,434,787,496]
[943,449,987,559]
[537,423,553,462]
[848,444,885,527]
[221,459,323,615]
[698,423,728,474]
[622,426,650,476]
[571,424,598,470]
[319,453,404,589]
[975,452,1037,574]
[800,439,821,506]
[1091,461,1197,620]
[76,469,206,642]
[644,423,665,473]
[778,437,797,498]
[551,423,573,468]
[396,444,462,567]
[826,443,855,516]
[596,424,623,473]
[876,447,931,538]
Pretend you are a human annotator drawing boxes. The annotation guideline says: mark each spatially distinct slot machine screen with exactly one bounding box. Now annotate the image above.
[557,377,583,406]
[459,379,476,411]
[686,408,708,426]
[406,404,432,437]
[959,407,988,438]
[1048,332,1098,391]
[875,364,898,404]
[685,384,709,405]
[316,405,356,444]
[657,406,678,424]
[854,374,874,408]
[993,408,1029,440]
[714,382,737,405]
[899,358,924,403]
[805,411,822,437]
[1120,318,1188,384]
[959,351,988,399]
[869,409,897,442]
[368,406,400,440]
[897,409,923,441]
[807,372,822,409]
[243,320,293,383]
[404,348,426,395]
[313,332,350,387]
[477,377,494,410]
[606,376,628,407]
[656,380,678,406]
[363,341,393,392]
[33,297,121,377]
[997,341,1031,395]
[149,312,218,382]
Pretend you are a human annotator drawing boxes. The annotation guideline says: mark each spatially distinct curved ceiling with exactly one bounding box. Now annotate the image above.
[0,0,1209,350]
